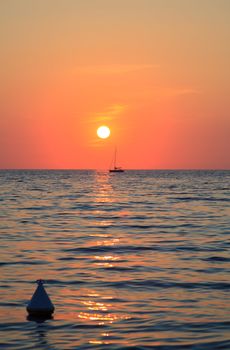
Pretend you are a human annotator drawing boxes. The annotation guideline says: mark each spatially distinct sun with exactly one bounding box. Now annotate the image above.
[97,125,111,139]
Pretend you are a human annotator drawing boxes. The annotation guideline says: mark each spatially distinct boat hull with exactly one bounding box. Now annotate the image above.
[109,169,124,173]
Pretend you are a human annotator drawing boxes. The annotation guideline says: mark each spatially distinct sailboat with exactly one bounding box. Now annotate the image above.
[109,147,124,173]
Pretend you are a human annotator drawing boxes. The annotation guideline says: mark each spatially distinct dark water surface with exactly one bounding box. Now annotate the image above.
[0,170,229,349]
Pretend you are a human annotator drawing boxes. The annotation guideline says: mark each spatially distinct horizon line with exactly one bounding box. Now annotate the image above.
[0,168,229,171]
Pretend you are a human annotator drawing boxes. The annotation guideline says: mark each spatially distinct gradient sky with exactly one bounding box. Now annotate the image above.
[0,0,229,169]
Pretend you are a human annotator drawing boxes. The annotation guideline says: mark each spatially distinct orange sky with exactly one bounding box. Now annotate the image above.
[0,0,229,169]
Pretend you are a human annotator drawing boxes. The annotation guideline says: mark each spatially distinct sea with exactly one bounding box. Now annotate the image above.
[0,170,229,350]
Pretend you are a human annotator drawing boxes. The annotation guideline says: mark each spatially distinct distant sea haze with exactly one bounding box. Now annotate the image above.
[0,170,230,349]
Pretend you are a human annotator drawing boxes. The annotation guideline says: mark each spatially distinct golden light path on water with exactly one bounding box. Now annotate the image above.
[53,171,131,346]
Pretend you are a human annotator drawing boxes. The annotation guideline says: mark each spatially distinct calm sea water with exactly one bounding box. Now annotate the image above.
[0,170,230,349]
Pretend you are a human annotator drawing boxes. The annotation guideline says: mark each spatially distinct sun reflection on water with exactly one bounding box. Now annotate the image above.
[77,291,129,328]
[93,171,115,204]
[94,255,120,268]
[96,238,120,246]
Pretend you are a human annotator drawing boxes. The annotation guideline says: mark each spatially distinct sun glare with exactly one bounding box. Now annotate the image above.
[97,126,110,139]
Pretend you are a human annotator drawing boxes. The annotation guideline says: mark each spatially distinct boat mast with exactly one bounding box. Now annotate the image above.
[114,147,117,168]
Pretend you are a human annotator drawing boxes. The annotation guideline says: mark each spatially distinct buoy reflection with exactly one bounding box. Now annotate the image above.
[27,314,53,323]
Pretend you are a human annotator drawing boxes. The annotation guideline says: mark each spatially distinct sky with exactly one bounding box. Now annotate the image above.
[0,0,229,169]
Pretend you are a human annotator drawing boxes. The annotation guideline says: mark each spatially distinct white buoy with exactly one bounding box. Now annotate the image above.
[27,280,55,317]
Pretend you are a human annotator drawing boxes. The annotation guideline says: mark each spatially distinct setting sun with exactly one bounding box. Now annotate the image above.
[97,126,111,139]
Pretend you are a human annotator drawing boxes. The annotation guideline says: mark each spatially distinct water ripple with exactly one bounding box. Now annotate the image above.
[0,170,230,349]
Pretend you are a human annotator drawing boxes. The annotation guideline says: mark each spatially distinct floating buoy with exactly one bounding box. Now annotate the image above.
[27,279,55,317]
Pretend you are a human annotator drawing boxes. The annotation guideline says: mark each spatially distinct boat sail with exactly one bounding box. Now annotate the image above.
[109,147,124,173]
